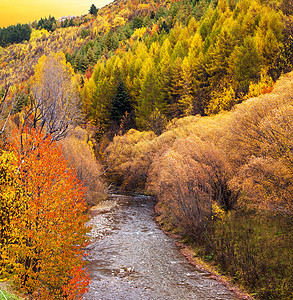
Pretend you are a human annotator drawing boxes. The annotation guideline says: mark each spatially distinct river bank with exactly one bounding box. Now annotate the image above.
[0,281,28,300]
[154,200,293,300]
[85,193,242,299]
[154,201,255,300]
[91,195,253,299]
[177,244,253,300]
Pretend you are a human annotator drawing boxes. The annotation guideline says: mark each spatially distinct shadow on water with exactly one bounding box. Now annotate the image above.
[84,193,239,300]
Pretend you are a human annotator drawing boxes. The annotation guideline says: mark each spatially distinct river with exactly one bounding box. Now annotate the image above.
[84,193,239,300]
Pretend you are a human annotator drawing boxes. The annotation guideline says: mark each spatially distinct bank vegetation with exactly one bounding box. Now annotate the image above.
[105,71,293,299]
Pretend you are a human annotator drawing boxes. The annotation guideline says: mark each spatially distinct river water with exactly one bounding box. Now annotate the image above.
[84,193,239,300]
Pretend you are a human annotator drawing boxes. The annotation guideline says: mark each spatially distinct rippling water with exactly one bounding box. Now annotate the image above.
[84,193,239,300]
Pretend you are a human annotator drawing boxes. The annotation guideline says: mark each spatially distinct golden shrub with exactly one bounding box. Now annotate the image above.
[60,127,106,206]
[148,136,236,236]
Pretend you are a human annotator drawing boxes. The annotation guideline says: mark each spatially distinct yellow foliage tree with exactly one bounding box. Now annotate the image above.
[0,151,22,277]
[113,16,126,28]
[26,52,81,141]
[206,84,236,115]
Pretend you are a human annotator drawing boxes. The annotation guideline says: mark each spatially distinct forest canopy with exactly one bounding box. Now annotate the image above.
[0,24,31,47]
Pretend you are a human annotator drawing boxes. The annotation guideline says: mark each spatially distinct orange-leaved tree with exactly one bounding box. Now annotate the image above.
[1,127,90,299]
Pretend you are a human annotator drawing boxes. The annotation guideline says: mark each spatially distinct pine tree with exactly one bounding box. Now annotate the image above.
[206,29,236,89]
[89,4,98,16]
[136,67,166,132]
[169,57,183,118]
[179,57,194,116]
[232,36,262,92]
[110,80,132,125]
[87,47,97,66]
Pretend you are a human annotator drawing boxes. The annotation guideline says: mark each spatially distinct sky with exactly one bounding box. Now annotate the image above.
[0,1,113,27]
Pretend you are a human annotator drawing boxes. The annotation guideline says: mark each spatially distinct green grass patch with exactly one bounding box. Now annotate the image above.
[198,211,293,299]
[0,289,17,300]
[0,283,21,300]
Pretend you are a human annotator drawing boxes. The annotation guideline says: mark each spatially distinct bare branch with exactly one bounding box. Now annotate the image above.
[0,79,16,137]
[23,53,82,142]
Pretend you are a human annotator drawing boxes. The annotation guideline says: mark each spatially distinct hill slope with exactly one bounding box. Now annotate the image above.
[1,0,292,130]
[104,70,293,299]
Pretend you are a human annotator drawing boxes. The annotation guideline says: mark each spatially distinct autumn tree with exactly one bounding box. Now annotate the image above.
[227,76,293,212]
[24,52,81,142]
[231,37,262,92]
[61,127,106,206]
[105,128,157,190]
[280,0,293,16]
[148,136,237,236]
[0,128,90,299]
[273,18,293,77]
[205,29,235,89]
[159,38,172,100]
[169,57,184,117]
[178,57,194,115]
[0,150,20,273]
[0,81,15,137]
[206,84,236,115]
[136,67,167,134]
[88,61,117,138]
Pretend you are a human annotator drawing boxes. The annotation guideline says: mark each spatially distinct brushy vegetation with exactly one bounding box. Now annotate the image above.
[0,0,293,299]
[105,71,293,299]
[201,212,292,299]
[60,126,107,206]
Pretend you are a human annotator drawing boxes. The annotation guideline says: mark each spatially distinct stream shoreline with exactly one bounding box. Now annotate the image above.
[155,219,254,300]
[90,195,253,300]
[153,201,254,300]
